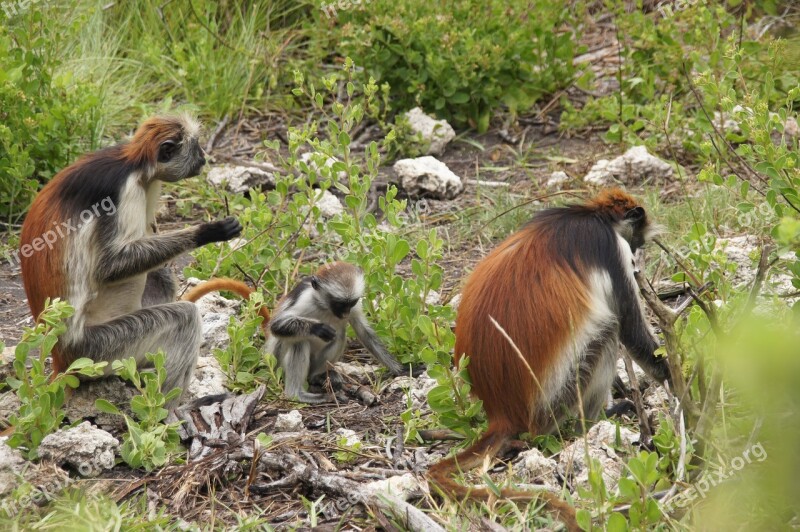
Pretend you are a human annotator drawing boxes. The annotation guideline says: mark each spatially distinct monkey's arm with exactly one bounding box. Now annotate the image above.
[349,309,422,376]
[99,218,241,283]
[270,312,336,342]
[617,281,671,384]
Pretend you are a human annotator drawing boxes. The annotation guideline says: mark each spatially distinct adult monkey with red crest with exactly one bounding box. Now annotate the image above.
[428,189,671,530]
[20,114,242,407]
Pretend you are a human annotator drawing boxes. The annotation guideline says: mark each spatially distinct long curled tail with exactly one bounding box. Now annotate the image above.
[182,278,271,331]
[427,424,579,531]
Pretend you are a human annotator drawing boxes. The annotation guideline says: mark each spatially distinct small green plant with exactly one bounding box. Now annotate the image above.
[332,434,362,464]
[95,352,183,472]
[426,355,484,440]
[5,299,106,459]
[212,291,283,395]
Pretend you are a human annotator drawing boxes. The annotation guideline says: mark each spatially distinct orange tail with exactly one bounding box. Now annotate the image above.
[427,424,578,531]
[182,278,271,330]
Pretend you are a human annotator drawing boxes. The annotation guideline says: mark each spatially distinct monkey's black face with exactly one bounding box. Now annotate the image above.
[330,298,359,319]
[623,206,649,252]
[156,136,207,182]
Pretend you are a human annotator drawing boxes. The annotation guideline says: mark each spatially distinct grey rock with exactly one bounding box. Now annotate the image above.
[38,421,119,477]
[403,107,456,155]
[393,156,463,200]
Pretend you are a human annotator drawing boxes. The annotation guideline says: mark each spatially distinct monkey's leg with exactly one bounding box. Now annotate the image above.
[307,337,344,386]
[64,301,201,408]
[141,266,178,307]
[281,343,332,404]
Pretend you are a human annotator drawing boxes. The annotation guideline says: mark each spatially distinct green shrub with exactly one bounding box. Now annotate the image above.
[0,7,103,225]
[330,0,578,132]
[95,352,184,472]
[5,299,106,459]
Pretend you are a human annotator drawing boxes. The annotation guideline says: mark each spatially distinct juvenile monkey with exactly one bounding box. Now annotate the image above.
[428,189,670,530]
[267,262,420,403]
[20,114,242,406]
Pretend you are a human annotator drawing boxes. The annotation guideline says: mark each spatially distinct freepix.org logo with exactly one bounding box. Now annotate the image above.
[663,441,768,513]
[5,196,117,267]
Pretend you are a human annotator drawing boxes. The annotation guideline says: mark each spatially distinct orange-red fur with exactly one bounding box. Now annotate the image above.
[429,189,645,531]
[182,278,270,331]
[20,168,68,373]
[121,116,187,168]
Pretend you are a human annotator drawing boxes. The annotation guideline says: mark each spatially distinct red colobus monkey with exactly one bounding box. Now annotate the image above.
[267,262,421,403]
[20,114,242,406]
[428,189,670,529]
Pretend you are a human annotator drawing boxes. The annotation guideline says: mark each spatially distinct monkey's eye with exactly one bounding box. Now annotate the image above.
[158,140,177,162]
[310,276,320,290]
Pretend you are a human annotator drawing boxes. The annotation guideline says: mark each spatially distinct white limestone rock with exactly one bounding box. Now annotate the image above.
[558,421,638,491]
[206,164,275,194]
[274,410,304,432]
[315,189,344,218]
[546,170,570,188]
[187,356,228,400]
[0,438,27,497]
[515,448,560,489]
[584,146,673,185]
[403,107,456,155]
[185,277,242,354]
[38,422,119,477]
[393,156,463,200]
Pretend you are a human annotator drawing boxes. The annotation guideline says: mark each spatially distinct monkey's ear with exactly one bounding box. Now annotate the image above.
[310,276,320,290]
[624,207,645,222]
[158,140,177,162]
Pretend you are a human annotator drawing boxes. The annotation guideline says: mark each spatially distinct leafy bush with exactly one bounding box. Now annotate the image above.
[212,291,284,395]
[95,352,183,472]
[330,0,578,132]
[0,7,103,225]
[5,299,106,459]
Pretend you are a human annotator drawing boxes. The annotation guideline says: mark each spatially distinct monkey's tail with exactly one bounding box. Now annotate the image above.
[182,278,271,329]
[427,423,579,531]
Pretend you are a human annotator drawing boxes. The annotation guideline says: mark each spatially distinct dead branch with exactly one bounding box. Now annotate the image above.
[622,353,652,443]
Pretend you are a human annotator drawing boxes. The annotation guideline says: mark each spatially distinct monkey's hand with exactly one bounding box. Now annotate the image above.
[310,322,337,342]
[195,217,243,246]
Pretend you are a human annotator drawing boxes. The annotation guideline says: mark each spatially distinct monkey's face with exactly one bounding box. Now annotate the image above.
[155,135,207,182]
[311,275,362,319]
[329,298,360,319]
[622,206,649,252]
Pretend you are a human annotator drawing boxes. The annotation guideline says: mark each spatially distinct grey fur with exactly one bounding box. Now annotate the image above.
[266,268,409,403]
[62,301,202,404]
[141,266,178,307]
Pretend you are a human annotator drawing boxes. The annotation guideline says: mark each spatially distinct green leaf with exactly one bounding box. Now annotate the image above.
[391,239,411,264]
[607,512,629,532]
[94,399,121,415]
